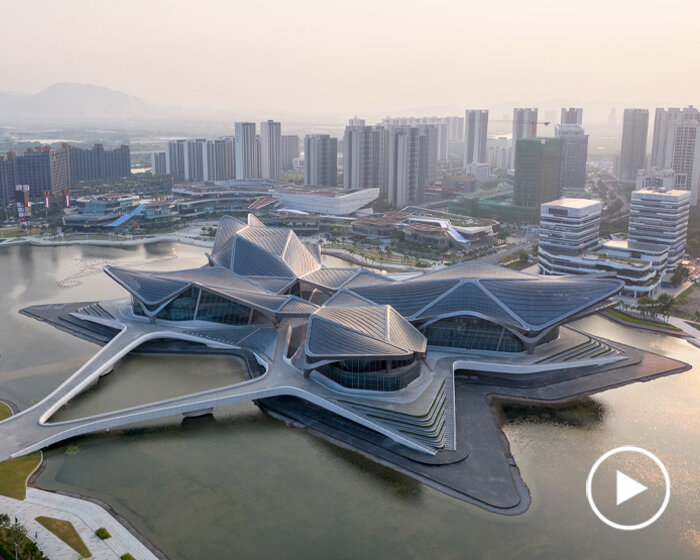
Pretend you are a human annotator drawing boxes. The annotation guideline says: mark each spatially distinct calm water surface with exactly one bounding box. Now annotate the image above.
[1,243,699,560]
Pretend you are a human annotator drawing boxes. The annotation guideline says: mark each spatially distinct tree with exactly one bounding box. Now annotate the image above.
[670,266,690,288]
[517,250,529,263]
[655,293,677,322]
[8,522,27,557]
[0,513,9,527]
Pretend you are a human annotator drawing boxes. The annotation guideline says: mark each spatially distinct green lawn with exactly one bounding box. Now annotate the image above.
[685,321,700,331]
[0,453,42,500]
[36,516,91,558]
[0,402,11,421]
[606,309,682,331]
[0,404,43,500]
[0,228,22,239]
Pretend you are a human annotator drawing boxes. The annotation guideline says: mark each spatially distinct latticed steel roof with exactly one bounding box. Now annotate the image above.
[107,217,623,337]
[210,214,321,278]
[345,262,623,332]
[104,265,317,319]
[305,305,427,361]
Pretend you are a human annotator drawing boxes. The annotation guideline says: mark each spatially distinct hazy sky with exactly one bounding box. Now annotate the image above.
[1,0,699,118]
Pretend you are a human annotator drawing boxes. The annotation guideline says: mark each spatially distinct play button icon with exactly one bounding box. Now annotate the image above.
[586,446,670,531]
[616,470,648,505]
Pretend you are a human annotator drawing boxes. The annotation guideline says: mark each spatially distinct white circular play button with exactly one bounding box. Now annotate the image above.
[586,446,670,531]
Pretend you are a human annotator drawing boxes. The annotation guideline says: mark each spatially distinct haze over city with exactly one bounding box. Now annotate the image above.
[2,0,699,120]
[3,2,700,560]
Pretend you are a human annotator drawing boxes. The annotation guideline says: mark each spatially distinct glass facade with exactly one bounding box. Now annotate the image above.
[196,290,252,325]
[132,289,253,325]
[319,358,419,392]
[421,316,523,353]
[157,287,199,321]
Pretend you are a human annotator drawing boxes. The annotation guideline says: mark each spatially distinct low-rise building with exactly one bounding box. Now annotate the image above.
[174,181,378,216]
[538,197,668,298]
[62,194,138,227]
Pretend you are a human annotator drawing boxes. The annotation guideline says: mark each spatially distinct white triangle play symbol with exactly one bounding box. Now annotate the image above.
[616,470,648,505]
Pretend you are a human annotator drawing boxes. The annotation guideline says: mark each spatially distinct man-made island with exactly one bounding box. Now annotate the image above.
[0,215,689,515]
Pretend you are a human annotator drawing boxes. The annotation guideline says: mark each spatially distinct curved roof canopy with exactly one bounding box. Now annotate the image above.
[105,265,318,320]
[305,305,427,362]
[342,262,623,333]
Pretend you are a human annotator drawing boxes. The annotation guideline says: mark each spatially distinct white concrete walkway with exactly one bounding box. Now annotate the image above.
[0,488,157,560]
[667,315,700,338]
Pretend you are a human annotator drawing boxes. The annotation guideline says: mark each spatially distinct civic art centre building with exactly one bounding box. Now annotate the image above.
[93,214,625,454]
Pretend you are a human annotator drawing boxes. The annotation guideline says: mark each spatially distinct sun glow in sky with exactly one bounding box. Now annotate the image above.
[1,0,698,117]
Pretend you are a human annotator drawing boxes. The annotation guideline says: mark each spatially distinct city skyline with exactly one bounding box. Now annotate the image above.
[2,1,700,118]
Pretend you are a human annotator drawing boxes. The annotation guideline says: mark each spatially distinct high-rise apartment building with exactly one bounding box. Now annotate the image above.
[560,108,583,125]
[635,167,675,190]
[343,122,389,191]
[184,139,206,182]
[618,109,649,182]
[380,117,449,161]
[649,106,700,205]
[13,145,70,197]
[629,189,690,271]
[203,138,235,182]
[281,135,300,170]
[464,110,488,167]
[304,135,337,187]
[165,140,187,180]
[69,144,130,181]
[260,120,282,181]
[386,126,438,207]
[447,116,464,141]
[650,106,700,168]
[235,122,259,180]
[1,143,128,203]
[511,108,539,168]
[555,124,588,197]
[151,152,167,176]
[513,137,563,207]
[486,137,510,170]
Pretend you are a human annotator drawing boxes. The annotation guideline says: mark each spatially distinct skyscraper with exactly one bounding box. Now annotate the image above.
[555,124,588,197]
[513,137,563,207]
[260,120,282,181]
[281,135,300,170]
[386,126,438,207]
[464,110,488,167]
[343,121,389,191]
[235,122,259,180]
[304,135,337,187]
[511,108,539,169]
[560,108,583,125]
[618,109,649,182]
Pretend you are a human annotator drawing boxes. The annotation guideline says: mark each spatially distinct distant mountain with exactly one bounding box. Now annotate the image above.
[0,83,151,119]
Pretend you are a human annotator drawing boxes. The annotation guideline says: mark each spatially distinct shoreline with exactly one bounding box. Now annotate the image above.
[0,399,166,560]
[0,232,427,273]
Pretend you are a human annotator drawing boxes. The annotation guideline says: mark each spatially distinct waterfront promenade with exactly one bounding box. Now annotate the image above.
[0,488,158,560]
